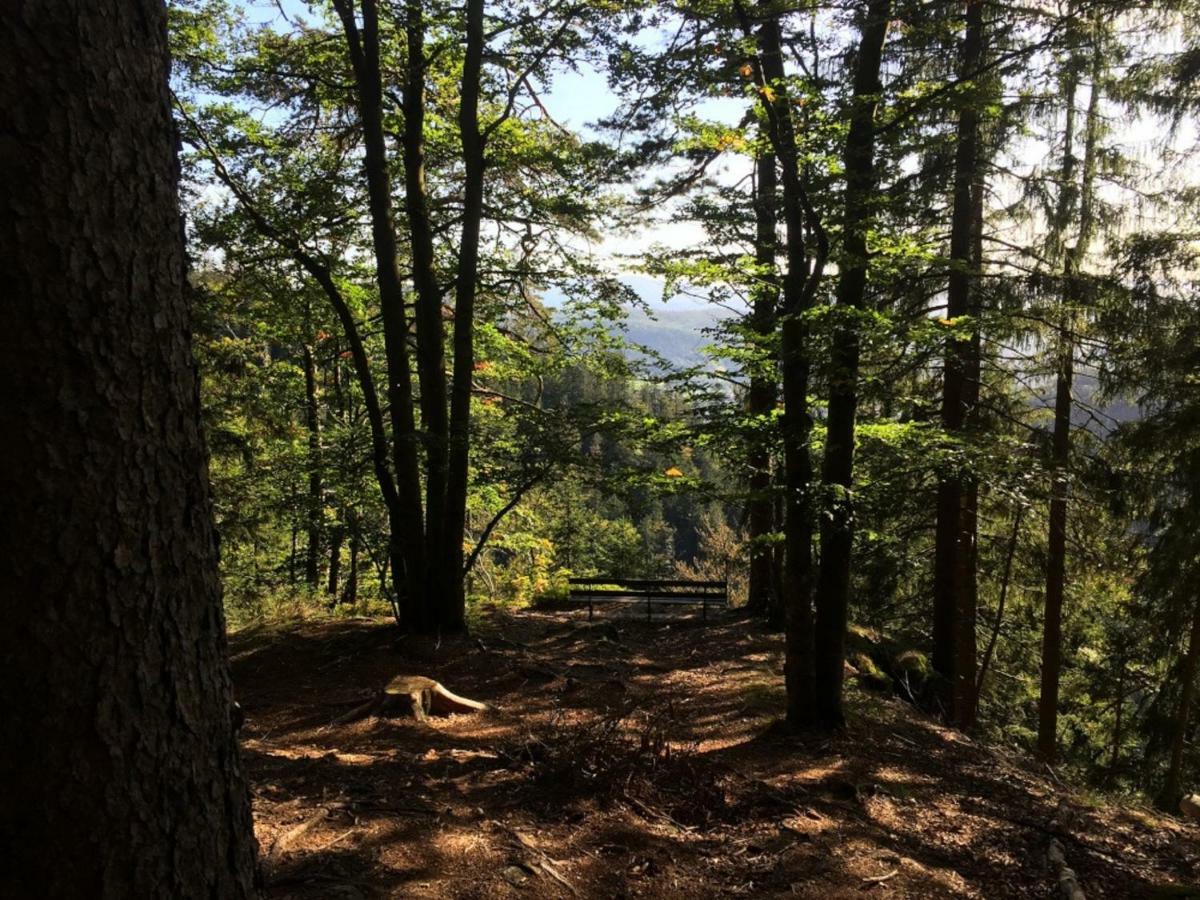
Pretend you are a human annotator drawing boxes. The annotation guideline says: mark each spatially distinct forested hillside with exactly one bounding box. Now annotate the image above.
[12,0,1200,896]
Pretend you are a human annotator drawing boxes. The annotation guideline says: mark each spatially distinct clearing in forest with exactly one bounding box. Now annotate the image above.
[233,609,1200,899]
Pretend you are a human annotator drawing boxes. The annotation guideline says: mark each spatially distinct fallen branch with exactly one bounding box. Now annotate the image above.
[266,809,327,865]
[861,869,899,888]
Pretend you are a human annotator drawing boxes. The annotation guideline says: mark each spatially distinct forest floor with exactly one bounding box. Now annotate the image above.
[231,605,1200,899]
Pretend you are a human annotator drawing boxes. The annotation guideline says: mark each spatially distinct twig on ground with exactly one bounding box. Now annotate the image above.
[861,868,900,888]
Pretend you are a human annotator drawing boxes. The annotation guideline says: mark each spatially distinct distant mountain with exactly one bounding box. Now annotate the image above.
[621,305,733,370]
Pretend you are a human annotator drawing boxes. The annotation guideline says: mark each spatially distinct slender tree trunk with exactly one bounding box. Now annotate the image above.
[290,523,299,587]
[332,0,429,630]
[746,151,780,618]
[399,0,450,598]
[977,504,1023,699]
[343,515,360,606]
[1038,24,1103,761]
[327,523,344,598]
[932,0,984,727]
[0,2,257,892]
[440,0,487,633]
[1110,665,1124,784]
[768,482,786,629]
[957,135,987,729]
[303,341,323,590]
[1160,598,1200,810]
[749,5,828,728]
[812,0,890,730]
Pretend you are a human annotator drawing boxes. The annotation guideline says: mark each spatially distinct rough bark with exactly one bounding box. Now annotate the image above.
[1039,26,1103,761]
[399,0,450,591]
[932,0,984,727]
[0,2,258,894]
[746,151,780,619]
[812,0,890,730]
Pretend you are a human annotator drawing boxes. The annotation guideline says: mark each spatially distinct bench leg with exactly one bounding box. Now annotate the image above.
[588,599,593,622]
[703,597,707,622]
[646,597,651,623]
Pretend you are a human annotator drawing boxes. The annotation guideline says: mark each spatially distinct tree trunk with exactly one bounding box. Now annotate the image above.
[1110,665,1124,784]
[812,0,890,730]
[332,0,429,630]
[932,0,984,727]
[399,0,450,597]
[440,0,487,633]
[750,6,828,728]
[0,2,257,893]
[327,523,344,598]
[746,151,780,618]
[977,504,1023,699]
[1038,22,1103,761]
[303,341,323,590]
[1159,598,1200,811]
[343,516,360,606]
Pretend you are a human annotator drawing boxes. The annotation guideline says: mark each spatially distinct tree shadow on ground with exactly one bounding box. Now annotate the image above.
[232,611,1200,899]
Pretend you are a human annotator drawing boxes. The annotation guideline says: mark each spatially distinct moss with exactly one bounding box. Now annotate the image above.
[894,650,931,678]
[852,652,892,691]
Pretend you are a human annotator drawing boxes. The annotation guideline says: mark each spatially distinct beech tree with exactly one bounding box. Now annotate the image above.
[0,1,257,895]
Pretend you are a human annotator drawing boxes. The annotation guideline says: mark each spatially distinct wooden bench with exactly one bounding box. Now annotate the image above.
[567,577,727,622]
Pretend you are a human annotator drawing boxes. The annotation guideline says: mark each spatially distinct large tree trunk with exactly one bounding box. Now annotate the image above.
[746,151,780,619]
[931,0,984,727]
[0,2,257,894]
[812,0,890,730]
[1038,23,1103,761]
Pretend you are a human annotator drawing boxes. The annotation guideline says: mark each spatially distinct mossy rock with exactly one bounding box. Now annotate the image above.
[891,650,932,698]
[846,624,886,656]
[851,652,892,692]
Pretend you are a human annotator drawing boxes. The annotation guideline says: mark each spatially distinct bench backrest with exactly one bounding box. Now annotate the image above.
[568,578,726,598]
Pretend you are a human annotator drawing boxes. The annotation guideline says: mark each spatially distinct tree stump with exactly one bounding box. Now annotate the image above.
[333,676,487,725]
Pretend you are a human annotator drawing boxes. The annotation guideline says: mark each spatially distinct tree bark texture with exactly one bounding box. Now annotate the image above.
[441,0,487,633]
[752,6,825,728]
[932,0,984,727]
[0,2,258,895]
[812,0,890,730]
[332,0,429,629]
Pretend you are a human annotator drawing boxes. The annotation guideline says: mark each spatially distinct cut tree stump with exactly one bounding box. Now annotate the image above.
[332,676,487,725]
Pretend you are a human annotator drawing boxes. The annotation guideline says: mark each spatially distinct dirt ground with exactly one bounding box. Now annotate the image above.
[231,606,1200,898]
